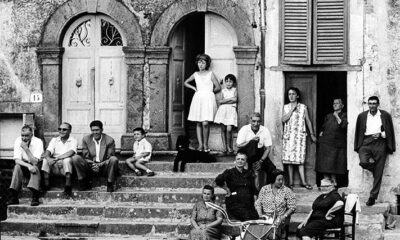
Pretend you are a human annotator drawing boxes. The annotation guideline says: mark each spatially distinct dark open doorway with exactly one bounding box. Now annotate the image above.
[284,72,348,187]
[316,72,348,188]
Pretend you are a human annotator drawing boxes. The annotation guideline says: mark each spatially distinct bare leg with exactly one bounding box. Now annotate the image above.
[202,121,210,150]
[287,165,294,186]
[302,237,311,240]
[126,157,137,171]
[221,125,227,152]
[298,165,308,185]
[134,160,152,172]
[226,125,233,152]
[196,122,203,150]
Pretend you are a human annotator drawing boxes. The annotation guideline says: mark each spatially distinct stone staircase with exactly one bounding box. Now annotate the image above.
[0,153,392,239]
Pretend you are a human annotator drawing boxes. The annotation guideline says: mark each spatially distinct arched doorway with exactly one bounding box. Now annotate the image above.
[62,14,126,147]
[168,12,238,147]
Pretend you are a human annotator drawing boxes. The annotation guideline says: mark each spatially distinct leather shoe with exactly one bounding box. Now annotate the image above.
[78,179,91,191]
[63,186,72,198]
[366,197,375,206]
[30,197,40,206]
[107,182,114,192]
[6,198,19,206]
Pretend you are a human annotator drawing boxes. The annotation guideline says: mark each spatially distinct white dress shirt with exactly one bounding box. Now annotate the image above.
[13,136,44,163]
[93,135,103,162]
[46,136,78,157]
[365,110,386,138]
[236,124,272,148]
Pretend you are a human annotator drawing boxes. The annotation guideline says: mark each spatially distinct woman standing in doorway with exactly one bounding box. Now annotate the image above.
[185,54,221,152]
[282,87,316,190]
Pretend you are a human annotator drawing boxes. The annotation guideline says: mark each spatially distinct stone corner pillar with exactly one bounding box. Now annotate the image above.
[123,47,145,133]
[36,47,64,134]
[146,46,171,133]
[233,46,259,128]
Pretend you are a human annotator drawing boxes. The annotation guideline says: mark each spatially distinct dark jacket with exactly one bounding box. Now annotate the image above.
[82,133,116,162]
[354,110,396,154]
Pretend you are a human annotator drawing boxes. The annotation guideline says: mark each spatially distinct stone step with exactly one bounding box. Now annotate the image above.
[47,172,218,189]
[384,229,400,240]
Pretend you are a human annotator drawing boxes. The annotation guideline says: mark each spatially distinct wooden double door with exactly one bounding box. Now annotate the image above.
[62,15,126,148]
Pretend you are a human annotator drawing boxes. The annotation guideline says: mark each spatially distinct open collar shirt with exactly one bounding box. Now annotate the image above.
[46,136,77,157]
[236,124,272,148]
[93,135,103,162]
[13,136,44,163]
[365,110,385,137]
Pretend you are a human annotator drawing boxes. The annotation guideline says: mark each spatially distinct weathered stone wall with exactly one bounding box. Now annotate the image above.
[348,0,400,205]
[0,0,260,150]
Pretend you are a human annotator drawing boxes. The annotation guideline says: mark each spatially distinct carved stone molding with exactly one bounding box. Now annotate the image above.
[37,47,65,65]
[146,46,171,65]
[233,46,259,65]
[123,47,145,65]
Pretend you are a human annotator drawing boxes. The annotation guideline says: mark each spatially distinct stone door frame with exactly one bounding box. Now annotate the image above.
[149,0,259,129]
[36,0,145,140]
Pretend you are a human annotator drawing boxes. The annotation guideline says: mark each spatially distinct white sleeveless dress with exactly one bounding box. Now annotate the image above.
[188,71,217,122]
[214,88,237,127]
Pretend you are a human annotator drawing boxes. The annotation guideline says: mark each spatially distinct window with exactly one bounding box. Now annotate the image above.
[281,0,347,65]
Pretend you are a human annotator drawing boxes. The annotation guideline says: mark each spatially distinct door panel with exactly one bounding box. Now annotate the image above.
[205,13,237,81]
[97,48,125,147]
[62,50,94,146]
[285,73,317,185]
[169,24,186,145]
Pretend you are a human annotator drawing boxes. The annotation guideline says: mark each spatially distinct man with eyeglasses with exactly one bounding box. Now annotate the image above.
[354,96,396,206]
[42,122,79,197]
[7,125,44,206]
[236,112,276,191]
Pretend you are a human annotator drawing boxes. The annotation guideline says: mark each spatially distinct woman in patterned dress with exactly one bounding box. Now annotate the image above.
[282,87,316,189]
[255,169,296,239]
[190,185,223,240]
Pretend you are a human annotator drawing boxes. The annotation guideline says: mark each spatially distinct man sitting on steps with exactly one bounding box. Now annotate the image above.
[42,122,79,198]
[7,125,44,206]
[71,120,120,192]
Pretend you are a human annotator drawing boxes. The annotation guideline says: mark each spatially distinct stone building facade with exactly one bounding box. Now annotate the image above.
[0,0,399,207]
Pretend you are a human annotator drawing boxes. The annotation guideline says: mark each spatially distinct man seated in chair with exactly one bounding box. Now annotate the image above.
[42,122,79,198]
[7,125,44,206]
[71,120,119,192]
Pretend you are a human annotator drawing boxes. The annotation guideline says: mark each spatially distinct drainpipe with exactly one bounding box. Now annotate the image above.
[259,0,267,118]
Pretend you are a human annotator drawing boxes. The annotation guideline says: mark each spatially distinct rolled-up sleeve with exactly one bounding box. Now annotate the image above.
[31,138,44,159]
[13,138,22,160]
[68,138,78,153]
[46,138,56,155]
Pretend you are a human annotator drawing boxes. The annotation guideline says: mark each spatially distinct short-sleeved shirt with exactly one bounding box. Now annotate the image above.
[133,138,152,162]
[46,136,78,157]
[13,136,44,163]
[236,124,272,148]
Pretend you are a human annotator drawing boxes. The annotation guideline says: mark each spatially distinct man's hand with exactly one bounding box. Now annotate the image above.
[252,136,260,142]
[91,163,100,173]
[225,188,232,197]
[28,165,37,174]
[253,160,263,171]
[20,141,29,151]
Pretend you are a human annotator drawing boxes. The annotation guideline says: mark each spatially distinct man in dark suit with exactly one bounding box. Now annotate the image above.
[354,96,395,206]
[72,120,119,192]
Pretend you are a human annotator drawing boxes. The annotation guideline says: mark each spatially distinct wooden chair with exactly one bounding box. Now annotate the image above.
[316,194,357,240]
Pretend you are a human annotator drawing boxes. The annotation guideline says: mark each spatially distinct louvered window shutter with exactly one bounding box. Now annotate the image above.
[313,0,347,64]
[281,0,312,65]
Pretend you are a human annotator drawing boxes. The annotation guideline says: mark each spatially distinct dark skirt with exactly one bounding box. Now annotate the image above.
[189,227,221,240]
[297,216,342,237]
[316,143,346,174]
